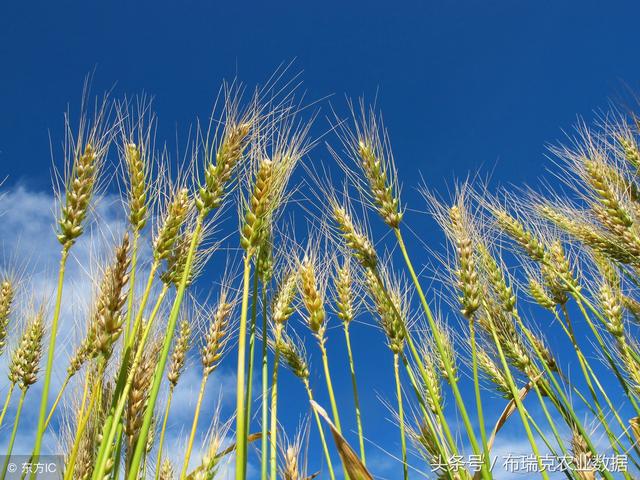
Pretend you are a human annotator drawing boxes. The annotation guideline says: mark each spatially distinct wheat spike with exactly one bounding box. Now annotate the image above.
[334,257,354,325]
[57,143,101,248]
[92,233,131,357]
[125,142,149,232]
[9,309,45,391]
[331,203,377,269]
[197,121,251,213]
[167,318,191,387]
[201,294,233,376]
[241,158,274,254]
[299,255,327,337]
[153,188,191,261]
[0,280,14,356]
[159,459,175,480]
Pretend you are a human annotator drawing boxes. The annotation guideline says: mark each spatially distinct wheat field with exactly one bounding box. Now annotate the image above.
[1,75,640,480]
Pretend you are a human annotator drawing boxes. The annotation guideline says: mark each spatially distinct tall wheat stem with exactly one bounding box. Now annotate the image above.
[571,300,640,413]
[485,316,549,479]
[557,310,625,456]
[154,387,174,480]
[92,261,162,475]
[260,285,269,480]
[318,341,342,432]
[343,324,365,464]
[181,372,209,478]
[393,353,408,480]
[126,215,204,480]
[235,255,252,480]
[269,333,281,480]
[0,383,14,429]
[469,318,491,467]
[127,261,160,351]
[304,379,336,480]
[91,283,169,480]
[244,269,260,467]
[32,247,69,462]
[393,228,489,478]
[400,355,454,469]
[552,308,639,464]
[65,361,105,480]
[1,389,26,479]
[531,383,571,461]
[371,267,458,457]
[124,231,140,346]
[44,374,70,429]
[515,312,614,480]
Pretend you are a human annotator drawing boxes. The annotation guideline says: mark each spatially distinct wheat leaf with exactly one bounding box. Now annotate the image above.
[311,400,374,480]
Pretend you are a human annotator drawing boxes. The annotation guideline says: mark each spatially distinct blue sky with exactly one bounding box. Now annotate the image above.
[2,1,640,478]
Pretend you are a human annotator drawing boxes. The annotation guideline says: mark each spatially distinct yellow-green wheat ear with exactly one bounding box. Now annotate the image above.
[241,158,274,256]
[196,122,252,214]
[153,188,191,261]
[298,257,326,335]
[57,144,99,249]
[357,139,402,228]
[125,142,149,232]
[9,309,45,391]
[93,233,131,358]
[0,280,14,356]
[167,318,191,387]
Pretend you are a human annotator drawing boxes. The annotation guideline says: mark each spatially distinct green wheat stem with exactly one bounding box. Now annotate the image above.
[554,307,639,462]
[154,387,174,480]
[393,353,408,480]
[125,214,204,480]
[485,313,549,480]
[516,321,615,480]
[318,338,350,480]
[304,379,336,480]
[64,360,106,480]
[393,228,490,478]
[260,284,269,480]
[470,318,490,466]
[0,383,14,430]
[235,255,253,480]
[124,231,140,347]
[32,247,69,466]
[371,265,459,460]
[571,299,640,414]
[343,323,366,464]
[244,267,260,469]
[269,334,281,480]
[110,422,125,480]
[44,374,70,429]
[318,340,342,432]
[91,283,169,480]
[531,383,570,458]
[400,355,456,475]
[181,372,210,478]
[1,389,26,479]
